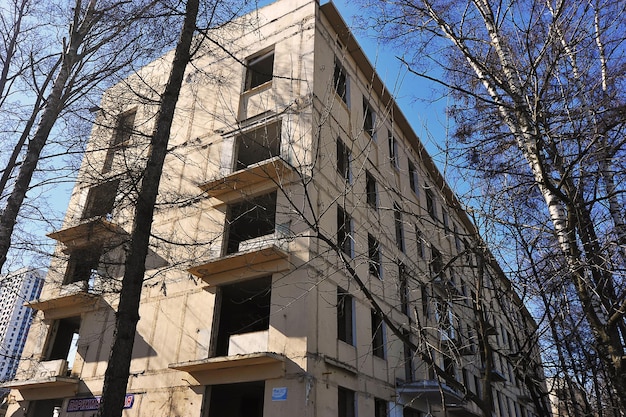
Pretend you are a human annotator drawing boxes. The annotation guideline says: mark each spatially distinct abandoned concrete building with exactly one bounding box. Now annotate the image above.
[2,0,548,416]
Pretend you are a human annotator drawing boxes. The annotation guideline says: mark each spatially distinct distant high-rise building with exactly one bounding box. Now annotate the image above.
[0,269,43,383]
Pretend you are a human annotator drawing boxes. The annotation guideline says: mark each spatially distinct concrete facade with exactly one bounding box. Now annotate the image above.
[3,1,548,416]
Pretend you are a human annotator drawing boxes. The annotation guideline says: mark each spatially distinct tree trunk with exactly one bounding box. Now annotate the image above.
[96,1,199,416]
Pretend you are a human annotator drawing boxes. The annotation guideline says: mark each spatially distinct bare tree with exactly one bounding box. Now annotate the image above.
[354,0,626,412]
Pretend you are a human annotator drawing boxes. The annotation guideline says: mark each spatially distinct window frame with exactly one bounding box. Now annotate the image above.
[388,130,399,169]
[362,97,376,139]
[368,234,382,279]
[337,137,351,183]
[334,57,349,106]
[337,205,354,257]
[393,202,405,253]
[337,287,355,345]
[338,386,356,417]
[244,50,275,91]
[425,188,437,220]
[371,310,385,359]
[366,170,377,209]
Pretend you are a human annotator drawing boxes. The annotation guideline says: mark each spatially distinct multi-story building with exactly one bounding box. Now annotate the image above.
[2,0,548,416]
[0,269,43,384]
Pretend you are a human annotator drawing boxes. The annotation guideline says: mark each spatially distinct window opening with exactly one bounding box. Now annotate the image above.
[245,51,274,91]
[208,381,265,417]
[337,205,353,257]
[63,247,102,287]
[368,234,381,279]
[82,180,119,219]
[399,262,410,317]
[408,160,419,196]
[394,203,405,252]
[375,398,388,417]
[430,246,444,281]
[45,316,81,372]
[362,98,375,138]
[337,138,351,182]
[214,277,271,357]
[337,287,354,345]
[425,188,437,220]
[366,171,377,208]
[103,110,136,173]
[225,192,277,255]
[338,386,356,417]
[334,57,348,104]
[388,131,399,169]
[371,310,385,358]
[234,121,281,171]
[402,329,414,382]
[415,226,425,259]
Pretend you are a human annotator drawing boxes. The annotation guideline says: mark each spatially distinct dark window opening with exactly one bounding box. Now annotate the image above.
[45,316,80,373]
[208,381,265,417]
[399,262,410,317]
[82,180,119,219]
[371,310,385,359]
[63,247,101,287]
[337,138,351,182]
[430,247,444,280]
[388,131,399,169]
[337,205,353,257]
[27,399,64,417]
[245,51,274,91]
[408,160,419,196]
[234,121,281,171]
[394,203,405,252]
[415,226,425,259]
[334,57,348,104]
[425,188,437,220]
[214,277,271,357]
[103,111,136,173]
[363,98,375,138]
[443,354,456,380]
[402,329,414,382]
[366,171,377,208]
[375,398,388,417]
[442,209,450,233]
[368,234,381,279]
[337,287,354,345]
[338,386,356,417]
[226,192,277,255]
[403,408,421,417]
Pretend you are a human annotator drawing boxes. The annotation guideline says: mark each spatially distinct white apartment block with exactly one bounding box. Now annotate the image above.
[0,269,43,384]
[3,1,548,416]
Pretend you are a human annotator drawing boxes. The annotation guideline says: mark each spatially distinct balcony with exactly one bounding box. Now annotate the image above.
[200,157,294,204]
[1,359,79,394]
[396,379,464,404]
[48,217,127,249]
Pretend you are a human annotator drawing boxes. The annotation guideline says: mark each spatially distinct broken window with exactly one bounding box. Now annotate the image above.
[337,287,354,345]
[430,246,444,281]
[375,398,388,417]
[45,316,81,372]
[234,121,281,171]
[82,180,119,219]
[27,399,64,417]
[245,50,274,91]
[103,110,136,173]
[213,277,271,357]
[225,192,277,255]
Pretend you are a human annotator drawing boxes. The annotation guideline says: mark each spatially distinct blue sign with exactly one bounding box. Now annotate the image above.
[67,394,134,412]
[272,387,288,401]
